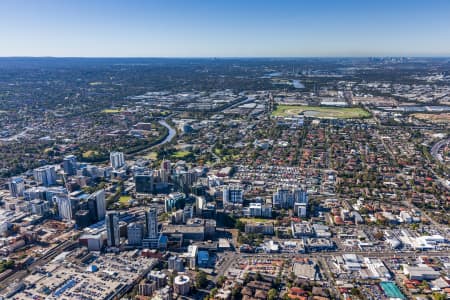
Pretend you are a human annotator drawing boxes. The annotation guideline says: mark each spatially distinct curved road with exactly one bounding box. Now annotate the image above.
[431,138,449,163]
[429,138,450,190]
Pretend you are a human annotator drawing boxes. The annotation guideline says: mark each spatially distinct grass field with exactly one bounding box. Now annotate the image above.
[239,217,272,224]
[172,150,192,159]
[412,113,450,124]
[143,152,158,160]
[119,195,132,205]
[89,82,104,86]
[101,108,122,113]
[82,150,100,158]
[272,105,371,119]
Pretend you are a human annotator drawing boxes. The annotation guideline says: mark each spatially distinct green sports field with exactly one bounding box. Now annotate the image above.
[272,105,371,119]
[119,195,132,205]
[101,108,122,113]
[172,150,192,159]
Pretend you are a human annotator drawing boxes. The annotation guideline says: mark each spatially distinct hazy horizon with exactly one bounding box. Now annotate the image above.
[0,55,449,59]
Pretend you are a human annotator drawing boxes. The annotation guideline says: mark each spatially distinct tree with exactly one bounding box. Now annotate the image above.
[243,272,250,285]
[231,286,242,300]
[0,260,15,273]
[432,293,446,300]
[210,288,218,298]
[235,219,245,231]
[374,231,384,240]
[289,271,296,282]
[268,288,278,300]
[217,275,226,287]
[255,271,262,281]
[195,270,208,288]
[274,276,281,287]
[350,287,361,297]
[169,270,178,285]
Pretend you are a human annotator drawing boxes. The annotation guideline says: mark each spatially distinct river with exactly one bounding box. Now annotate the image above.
[156,119,176,147]
[292,80,305,89]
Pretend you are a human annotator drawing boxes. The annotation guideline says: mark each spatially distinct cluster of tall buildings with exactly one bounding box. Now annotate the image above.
[33,165,57,187]
[62,155,78,176]
[110,151,125,170]
[8,177,25,197]
[103,207,162,249]
[273,187,308,216]
[7,154,109,227]
[220,184,308,217]
[106,211,120,247]
[134,160,172,194]
[223,185,243,205]
[55,189,106,226]
[8,151,126,199]
[134,160,204,196]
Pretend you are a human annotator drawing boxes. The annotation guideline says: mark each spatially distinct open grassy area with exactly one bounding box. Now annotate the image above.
[412,113,450,124]
[143,151,158,160]
[238,217,272,223]
[101,108,122,113]
[119,195,132,205]
[43,147,53,154]
[172,150,192,159]
[272,105,371,119]
[89,81,104,86]
[82,150,100,158]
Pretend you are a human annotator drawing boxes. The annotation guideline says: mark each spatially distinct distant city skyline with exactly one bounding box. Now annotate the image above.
[1,0,450,57]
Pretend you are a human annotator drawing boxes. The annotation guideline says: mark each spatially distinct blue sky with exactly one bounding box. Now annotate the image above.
[0,0,449,57]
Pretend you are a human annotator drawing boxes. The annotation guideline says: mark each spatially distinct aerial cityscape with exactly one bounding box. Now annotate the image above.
[0,1,449,300]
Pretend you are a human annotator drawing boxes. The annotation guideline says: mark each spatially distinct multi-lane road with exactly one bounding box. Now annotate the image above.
[431,138,449,163]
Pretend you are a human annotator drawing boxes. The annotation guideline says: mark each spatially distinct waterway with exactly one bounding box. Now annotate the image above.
[292,80,305,89]
[156,120,176,147]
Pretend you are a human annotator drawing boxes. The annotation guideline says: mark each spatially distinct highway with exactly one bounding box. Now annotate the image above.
[430,138,449,163]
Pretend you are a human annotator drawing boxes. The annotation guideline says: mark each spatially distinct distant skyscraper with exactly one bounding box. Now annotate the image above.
[54,194,72,220]
[161,160,171,172]
[135,171,154,194]
[195,195,206,216]
[272,187,293,209]
[223,185,243,205]
[106,211,120,247]
[272,186,308,211]
[9,177,25,197]
[127,222,144,246]
[87,189,106,222]
[110,151,125,169]
[177,170,197,193]
[33,165,57,186]
[75,210,91,229]
[160,160,171,182]
[146,208,158,239]
[30,199,49,216]
[294,202,307,217]
[293,188,308,204]
[164,193,185,213]
[293,187,308,217]
[62,155,77,176]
